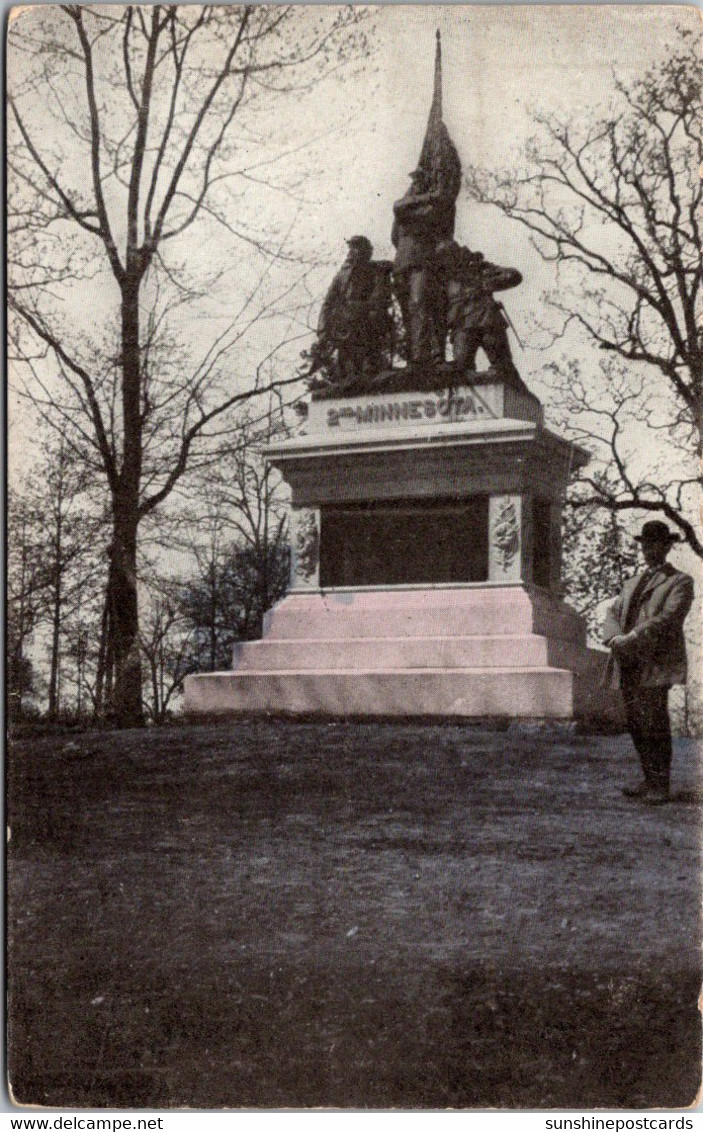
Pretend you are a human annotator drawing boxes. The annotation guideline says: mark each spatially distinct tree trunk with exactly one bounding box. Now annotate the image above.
[47,549,62,719]
[209,566,218,671]
[76,632,83,718]
[12,519,31,719]
[48,455,64,719]
[150,653,160,724]
[108,508,143,727]
[108,279,144,728]
[48,582,61,718]
[94,583,110,719]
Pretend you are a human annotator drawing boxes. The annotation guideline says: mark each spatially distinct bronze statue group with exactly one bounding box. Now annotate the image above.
[308,31,525,396]
[311,165,524,393]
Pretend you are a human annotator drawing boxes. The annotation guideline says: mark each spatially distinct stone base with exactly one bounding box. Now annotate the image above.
[184,586,624,727]
[308,363,534,403]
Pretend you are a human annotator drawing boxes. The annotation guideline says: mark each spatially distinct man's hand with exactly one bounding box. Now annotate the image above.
[608,633,636,653]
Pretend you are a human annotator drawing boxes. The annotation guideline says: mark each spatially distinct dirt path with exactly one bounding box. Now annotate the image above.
[7,720,702,1108]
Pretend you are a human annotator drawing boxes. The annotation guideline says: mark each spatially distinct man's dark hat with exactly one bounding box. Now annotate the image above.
[634,520,681,544]
[346,235,372,254]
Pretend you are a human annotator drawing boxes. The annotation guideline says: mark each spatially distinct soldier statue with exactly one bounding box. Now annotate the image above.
[437,239,523,385]
[391,165,455,367]
[313,236,393,386]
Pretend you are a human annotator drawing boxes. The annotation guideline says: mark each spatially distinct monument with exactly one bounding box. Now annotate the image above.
[185,35,619,724]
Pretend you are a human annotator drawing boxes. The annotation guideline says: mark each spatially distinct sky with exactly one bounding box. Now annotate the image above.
[312,4,687,258]
[8,4,700,517]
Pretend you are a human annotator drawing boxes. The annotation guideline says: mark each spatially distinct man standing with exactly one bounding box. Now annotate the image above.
[603,521,694,805]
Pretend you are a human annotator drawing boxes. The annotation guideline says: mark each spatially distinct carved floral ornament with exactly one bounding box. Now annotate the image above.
[492,500,520,571]
[294,510,320,582]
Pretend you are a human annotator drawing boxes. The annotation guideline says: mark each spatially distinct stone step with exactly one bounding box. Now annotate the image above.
[185,666,577,718]
[232,634,593,673]
[262,588,586,646]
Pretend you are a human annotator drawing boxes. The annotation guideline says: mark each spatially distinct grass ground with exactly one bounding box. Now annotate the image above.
[7,719,702,1109]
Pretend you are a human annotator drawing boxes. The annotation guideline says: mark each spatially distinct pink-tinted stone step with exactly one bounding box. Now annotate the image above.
[183,584,620,723]
[262,588,586,646]
[185,667,577,718]
[231,635,592,674]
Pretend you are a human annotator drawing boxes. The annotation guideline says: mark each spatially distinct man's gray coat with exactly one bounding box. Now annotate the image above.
[602,562,694,689]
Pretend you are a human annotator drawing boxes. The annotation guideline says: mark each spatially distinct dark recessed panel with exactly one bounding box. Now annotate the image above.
[320,497,489,587]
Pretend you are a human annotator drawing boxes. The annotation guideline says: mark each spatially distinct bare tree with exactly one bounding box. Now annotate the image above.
[466,26,702,553]
[7,487,48,721]
[206,399,291,620]
[180,536,290,672]
[8,437,108,722]
[175,401,290,668]
[34,440,103,718]
[59,577,105,720]
[8,4,369,726]
[139,583,193,723]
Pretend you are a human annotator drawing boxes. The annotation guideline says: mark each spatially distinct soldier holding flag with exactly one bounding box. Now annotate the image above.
[391,31,462,368]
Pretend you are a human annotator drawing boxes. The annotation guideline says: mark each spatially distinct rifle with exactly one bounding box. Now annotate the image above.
[496,302,524,351]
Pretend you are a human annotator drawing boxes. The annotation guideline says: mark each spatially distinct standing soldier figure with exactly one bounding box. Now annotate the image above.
[391,166,455,367]
[315,236,392,383]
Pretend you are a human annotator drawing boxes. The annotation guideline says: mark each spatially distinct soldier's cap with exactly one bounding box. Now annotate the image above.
[346,235,372,254]
[634,520,681,544]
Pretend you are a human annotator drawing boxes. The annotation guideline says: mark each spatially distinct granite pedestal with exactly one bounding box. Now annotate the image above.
[184,379,622,725]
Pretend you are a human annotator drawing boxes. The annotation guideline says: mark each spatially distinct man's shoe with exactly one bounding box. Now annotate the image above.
[622,780,649,798]
[640,788,671,806]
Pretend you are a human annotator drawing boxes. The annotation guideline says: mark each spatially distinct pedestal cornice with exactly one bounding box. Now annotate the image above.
[265,417,588,509]
[265,417,588,466]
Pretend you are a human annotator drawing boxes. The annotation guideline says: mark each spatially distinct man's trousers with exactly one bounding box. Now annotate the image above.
[621,679,672,792]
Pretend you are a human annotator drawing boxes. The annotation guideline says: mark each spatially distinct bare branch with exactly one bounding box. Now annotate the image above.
[63,7,124,281]
[10,297,118,491]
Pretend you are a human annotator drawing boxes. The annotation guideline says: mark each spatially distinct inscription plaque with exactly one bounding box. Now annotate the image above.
[320,497,489,588]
